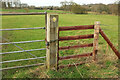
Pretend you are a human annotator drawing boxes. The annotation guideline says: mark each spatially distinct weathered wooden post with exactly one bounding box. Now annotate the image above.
[46,14,58,69]
[93,21,100,61]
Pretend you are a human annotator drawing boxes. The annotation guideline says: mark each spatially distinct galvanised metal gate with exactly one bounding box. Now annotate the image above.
[0,12,47,70]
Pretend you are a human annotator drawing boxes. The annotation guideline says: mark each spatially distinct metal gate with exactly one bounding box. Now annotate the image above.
[57,23,100,69]
[57,22,120,69]
[0,12,47,70]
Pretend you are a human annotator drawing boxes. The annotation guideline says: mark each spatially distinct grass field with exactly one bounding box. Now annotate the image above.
[1,12,120,78]
[1,9,72,14]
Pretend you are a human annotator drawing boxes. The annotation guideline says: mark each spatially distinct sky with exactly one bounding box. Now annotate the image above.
[20,0,118,7]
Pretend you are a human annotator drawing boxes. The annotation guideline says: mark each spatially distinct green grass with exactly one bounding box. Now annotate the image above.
[1,9,72,14]
[1,13,119,78]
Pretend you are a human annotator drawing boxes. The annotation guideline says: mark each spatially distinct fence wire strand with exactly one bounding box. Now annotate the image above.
[100,24,118,30]
[100,24,118,27]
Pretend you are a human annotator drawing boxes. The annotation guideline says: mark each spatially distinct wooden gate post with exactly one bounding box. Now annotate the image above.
[93,21,100,61]
[46,14,58,70]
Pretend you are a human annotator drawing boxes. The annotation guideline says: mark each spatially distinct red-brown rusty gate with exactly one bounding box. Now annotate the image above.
[57,22,120,69]
[57,23,99,69]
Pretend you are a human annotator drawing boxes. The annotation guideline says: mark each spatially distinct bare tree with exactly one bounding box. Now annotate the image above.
[7,0,12,8]
[20,3,28,8]
[108,3,118,15]
[13,0,21,8]
[2,1,6,8]
[60,0,77,11]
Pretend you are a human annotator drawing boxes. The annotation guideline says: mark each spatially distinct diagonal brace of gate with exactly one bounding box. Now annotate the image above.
[99,28,120,59]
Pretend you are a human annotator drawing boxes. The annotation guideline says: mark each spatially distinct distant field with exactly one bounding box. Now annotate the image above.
[1,13,119,78]
[1,9,72,14]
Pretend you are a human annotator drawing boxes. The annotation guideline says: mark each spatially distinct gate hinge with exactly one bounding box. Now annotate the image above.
[46,39,58,46]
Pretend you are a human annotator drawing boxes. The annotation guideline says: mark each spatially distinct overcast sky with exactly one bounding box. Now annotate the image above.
[20,0,118,7]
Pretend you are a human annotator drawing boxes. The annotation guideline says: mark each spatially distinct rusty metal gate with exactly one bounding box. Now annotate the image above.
[57,22,120,69]
[57,24,98,69]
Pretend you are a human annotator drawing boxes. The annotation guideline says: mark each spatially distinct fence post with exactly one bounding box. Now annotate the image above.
[46,14,58,70]
[93,21,100,61]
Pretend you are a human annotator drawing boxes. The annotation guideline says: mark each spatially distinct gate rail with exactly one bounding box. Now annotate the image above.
[0,12,47,15]
[0,63,45,71]
[59,43,93,51]
[0,40,45,45]
[0,48,46,55]
[1,56,46,64]
[0,27,45,31]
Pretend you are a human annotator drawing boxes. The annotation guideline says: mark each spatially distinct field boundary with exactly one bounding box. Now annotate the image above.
[1,13,120,71]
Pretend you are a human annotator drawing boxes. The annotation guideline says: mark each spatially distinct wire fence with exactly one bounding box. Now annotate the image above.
[100,24,118,27]
[100,24,119,31]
